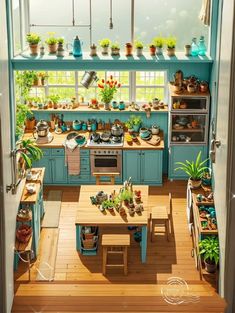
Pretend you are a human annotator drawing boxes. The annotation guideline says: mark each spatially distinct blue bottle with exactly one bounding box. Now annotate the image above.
[191,38,199,56]
[198,36,207,56]
[73,36,82,57]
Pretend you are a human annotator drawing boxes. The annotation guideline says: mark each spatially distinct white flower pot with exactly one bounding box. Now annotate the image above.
[156,47,163,55]
[102,46,109,55]
[136,48,143,57]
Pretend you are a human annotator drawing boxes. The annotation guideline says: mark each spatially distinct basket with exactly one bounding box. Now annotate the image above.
[82,238,95,249]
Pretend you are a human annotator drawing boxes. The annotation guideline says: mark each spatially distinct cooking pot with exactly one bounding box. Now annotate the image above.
[111,124,123,137]
[33,120,49,138]
[100,131,111,142]
[91,132,100,142]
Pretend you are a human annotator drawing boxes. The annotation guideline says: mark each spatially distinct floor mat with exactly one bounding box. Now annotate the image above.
[41,190,62,228]
[35,228,59,281]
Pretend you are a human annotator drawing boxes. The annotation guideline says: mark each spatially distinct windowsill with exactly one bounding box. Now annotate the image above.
[12,52,213,70]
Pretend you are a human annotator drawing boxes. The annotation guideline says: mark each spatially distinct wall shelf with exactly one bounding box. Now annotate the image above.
[31,107,168,113]
[12,52,213,71]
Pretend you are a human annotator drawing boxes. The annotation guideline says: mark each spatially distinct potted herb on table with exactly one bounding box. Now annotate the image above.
[48,94,60,109]
[175,151,208,189]
[98,75,121,110]
[57,37,65,57]
[166,37,177,57]
[153,37,164,55]
[135,40,144,57]
[26,33,41,55]
[111,42,120,56]
[199,236,219,273]
[45,33,58,54]
[125,120,134,134]
[120,189,133,207]
[99,38,111,55]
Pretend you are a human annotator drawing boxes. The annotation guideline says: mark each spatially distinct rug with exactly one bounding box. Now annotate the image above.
[41,190,62,228]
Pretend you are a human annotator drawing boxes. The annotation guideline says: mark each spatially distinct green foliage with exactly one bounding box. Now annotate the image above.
[175,151,208,180]
[135,40,144,49]
[48,94,60,104]
[152,37,164,48]
[99,38,111,47]
[17,139,43,169]
[57,37,64,44]
[16,104,33,138]
[26,33,41,45]
[102,199,115,209]
[126,115,142,128]
[15,71,37,100]
[38,71,48,79]
[119,189,133,202]
[111,42,120,49]
[199,236,220,265]
[166,37,177,48]
[45,32,58,45]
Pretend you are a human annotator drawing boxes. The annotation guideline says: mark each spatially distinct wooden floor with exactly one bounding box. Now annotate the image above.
[13,180,224,312]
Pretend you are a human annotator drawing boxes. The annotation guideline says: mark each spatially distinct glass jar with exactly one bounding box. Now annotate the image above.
[191,38,199,56]
[198,36,207,56]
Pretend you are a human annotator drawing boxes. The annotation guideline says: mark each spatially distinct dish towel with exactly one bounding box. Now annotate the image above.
[65,146,81,175]
[199,0,211,26]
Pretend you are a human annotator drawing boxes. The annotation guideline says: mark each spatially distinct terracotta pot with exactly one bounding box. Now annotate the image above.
[125,43,133,56]
[48,44,57,54]
[90,46,97,57]
[25,118,36,130]
[189,178,201,189]
[191,120,198,128]
[149,46,156,56]
[204,260,217,273]
[167,47,175,57]
[29,44,39,55]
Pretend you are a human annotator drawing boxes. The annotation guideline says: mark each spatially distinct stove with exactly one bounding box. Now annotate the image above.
[86,133,124,147]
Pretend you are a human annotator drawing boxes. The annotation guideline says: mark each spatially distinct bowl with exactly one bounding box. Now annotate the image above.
[26,183,36,194]
[75,135,86,145]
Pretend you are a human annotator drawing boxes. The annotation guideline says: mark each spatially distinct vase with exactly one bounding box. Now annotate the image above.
[104,102,111,110]
[156,47,163,55]
[136,48,143,57]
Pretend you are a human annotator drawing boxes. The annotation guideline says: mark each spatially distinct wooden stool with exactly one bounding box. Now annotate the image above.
[93,172,120,185]
[151,193,173,241]
[15,235,33,281]
[102,234,130,275]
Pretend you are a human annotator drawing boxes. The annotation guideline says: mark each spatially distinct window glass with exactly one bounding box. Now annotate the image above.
[12,0,21,53]
[48,71,75,85]
[134,0,209,51]
[136,71,165,102]
[48,87,76,99]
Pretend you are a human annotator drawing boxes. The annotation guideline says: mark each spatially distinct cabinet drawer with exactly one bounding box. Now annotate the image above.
[80,157,90,165]
[51,148,65,156]
[80,149,90,156]
[41,149,51,156]
[68,175,90,182]
[80,165,90,173]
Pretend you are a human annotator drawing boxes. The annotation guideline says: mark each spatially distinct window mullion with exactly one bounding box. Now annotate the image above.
[75,71,78,101]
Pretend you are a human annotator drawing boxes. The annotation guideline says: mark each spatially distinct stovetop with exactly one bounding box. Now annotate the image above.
[86,135,124,147]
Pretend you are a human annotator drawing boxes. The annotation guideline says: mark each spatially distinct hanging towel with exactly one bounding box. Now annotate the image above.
[65,146,81,175]
[199,0,211,26]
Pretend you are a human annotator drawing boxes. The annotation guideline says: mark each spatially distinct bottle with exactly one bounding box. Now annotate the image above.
[198,36,207,56]
[73,36,82,57]
[191,38,199,56]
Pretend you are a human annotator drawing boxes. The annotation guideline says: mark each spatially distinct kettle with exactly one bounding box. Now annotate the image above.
[33,120,49,138]
[73,36,82,57]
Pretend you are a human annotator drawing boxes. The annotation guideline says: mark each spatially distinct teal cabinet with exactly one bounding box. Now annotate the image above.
[67,150,91,184]
[52,157,68,184]
[168,145,208,180]
[123,150,163,185]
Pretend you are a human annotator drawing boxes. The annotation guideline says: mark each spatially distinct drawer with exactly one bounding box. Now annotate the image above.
[68,175,90,182]
[41,149,51,156]
[80,149,90,156]
[80,157,90,165]
[51,148,65,156]
[80,165,90,173]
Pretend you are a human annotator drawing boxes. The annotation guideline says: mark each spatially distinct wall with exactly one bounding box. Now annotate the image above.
[0,1,24,312]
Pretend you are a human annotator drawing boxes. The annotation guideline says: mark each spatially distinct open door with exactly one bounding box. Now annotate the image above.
[210,0,235,311]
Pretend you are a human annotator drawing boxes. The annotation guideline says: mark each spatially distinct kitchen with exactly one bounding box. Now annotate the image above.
[1,0,235,312]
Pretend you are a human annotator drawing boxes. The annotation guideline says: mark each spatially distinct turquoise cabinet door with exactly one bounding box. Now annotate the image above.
[123,150,141,183]
[169,145,208,179]
[33,157,52,184]
[141,150,163,185]
[52,157,68,184]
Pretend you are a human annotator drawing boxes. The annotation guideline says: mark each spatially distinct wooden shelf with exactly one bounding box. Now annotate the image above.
[172,128,204,132]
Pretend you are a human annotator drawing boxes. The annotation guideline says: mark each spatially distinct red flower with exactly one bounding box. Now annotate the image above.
[106,80,110,84]
[114,81,117,85]
[98,83,104,89]
[102,79,104,83]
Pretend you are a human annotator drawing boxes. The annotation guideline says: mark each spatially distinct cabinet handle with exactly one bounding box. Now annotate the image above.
[142,152,145,155]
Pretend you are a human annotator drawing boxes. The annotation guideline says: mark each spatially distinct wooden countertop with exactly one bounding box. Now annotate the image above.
[75,185,148,226]
[23,131,164,150]
[21,168,45,204]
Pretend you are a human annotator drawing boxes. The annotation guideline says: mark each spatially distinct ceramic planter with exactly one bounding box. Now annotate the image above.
[101,46,109,55]
[204,260,217,273]
[57,43,65,57]
[156,47,163,55]
[111,48,120,56]
[136,47,143,57]
[90,45,97,57]
[29,44,39,55]
[167,47,175,57]
[48,44,57,54]
[125,43,133,56]
[189,178,201,189]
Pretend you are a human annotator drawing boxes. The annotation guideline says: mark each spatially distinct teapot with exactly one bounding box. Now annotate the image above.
[33,120,49,138]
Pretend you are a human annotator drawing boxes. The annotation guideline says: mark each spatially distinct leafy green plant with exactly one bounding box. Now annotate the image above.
[119,189,133,202]
[199,236,219,265]
[125,120,133,129]
[99,38,111,47]
[16,139,43,169]
[57,37,64,44]
[131,115,142,126]
[102,199,115,209]
[111,42,120,49]
[16,104,33,138]
[15,71,38,101]
[135,40,144,49]
[26,33,41,45]
[48,94,60,104]
[45,32,58,45]
[38,71,48,79]
[152,37,164,48]
[175,151,208,180]
[166,37,177,48]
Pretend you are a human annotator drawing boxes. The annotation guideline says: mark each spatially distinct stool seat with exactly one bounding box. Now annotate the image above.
[151,206,168,220]
[102,234,130,276]
[93,172,120,185]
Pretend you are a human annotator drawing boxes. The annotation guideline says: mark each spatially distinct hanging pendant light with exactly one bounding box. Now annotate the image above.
[109,0,113,29]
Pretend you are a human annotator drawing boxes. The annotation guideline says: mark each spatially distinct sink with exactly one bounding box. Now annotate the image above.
[66,132,79,140]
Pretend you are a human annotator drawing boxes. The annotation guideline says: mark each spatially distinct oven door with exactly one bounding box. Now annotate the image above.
[91,152,122,174]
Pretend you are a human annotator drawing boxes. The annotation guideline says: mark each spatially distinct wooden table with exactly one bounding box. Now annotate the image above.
[75,185,149,263]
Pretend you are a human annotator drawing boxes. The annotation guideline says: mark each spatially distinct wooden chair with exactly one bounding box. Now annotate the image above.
[102,234,130,275]
[151,193,173,241]
[93,172,120,185]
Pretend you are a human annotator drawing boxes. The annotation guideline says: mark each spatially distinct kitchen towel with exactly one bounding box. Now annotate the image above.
[199,0,210,26]
[65,146,80,175]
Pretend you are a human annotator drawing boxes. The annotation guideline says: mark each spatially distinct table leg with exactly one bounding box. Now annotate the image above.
[76,225,82,252]
[141,225,147,263]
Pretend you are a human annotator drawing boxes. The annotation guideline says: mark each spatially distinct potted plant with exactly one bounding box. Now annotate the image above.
[129,115,142,132]
[90,43,97,57]
[26,33,41,55]
[99,38,111,55]
[149,43,156,56]
[111,42,120,56]
[16,139,43,169]
[102,199,115,212]
[38,72,48,85]
[153,37,164,55]
[125,120,134,134]
[166,37,176,57]
[125,42,133,56]
[45,33,58,54]
[48,94,60,109]
[135,40,144,57]
[175,151,208,189]
[120,189,133,207]
[57,37,65,57]
[32,72,40,86]
[25,114,36,131]
[199,236,219,273]
[98,75,121,110]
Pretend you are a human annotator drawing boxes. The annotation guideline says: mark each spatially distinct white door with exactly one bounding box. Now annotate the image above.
[211,0,235,308]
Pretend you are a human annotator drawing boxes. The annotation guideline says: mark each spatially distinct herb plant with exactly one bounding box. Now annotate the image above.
[26,33,41,45]
[152,37,164,48]
[166,37,177,48]
[199,236,220,265]
[16,139,43,169]
[135,40,144,49]
[99,38,111,48]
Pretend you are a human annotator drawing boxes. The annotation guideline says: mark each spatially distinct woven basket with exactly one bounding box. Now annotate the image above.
[82,238,95,249]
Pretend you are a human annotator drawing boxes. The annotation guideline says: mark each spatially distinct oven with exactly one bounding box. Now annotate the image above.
[90,149,122,174]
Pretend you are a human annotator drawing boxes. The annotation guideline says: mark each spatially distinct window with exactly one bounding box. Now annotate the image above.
[28,71,166,103]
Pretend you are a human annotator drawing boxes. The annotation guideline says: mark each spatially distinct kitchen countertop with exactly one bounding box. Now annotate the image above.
[21,168,45,204]
[23,131,164,150]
